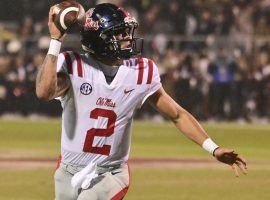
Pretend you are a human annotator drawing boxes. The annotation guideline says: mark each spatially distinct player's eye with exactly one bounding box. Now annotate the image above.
[122,29,130,37]
[114,28,131,38]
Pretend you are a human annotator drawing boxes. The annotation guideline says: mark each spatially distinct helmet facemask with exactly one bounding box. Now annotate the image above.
[101,20,143,59]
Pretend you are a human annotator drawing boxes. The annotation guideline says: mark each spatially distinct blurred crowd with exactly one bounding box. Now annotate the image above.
[0,0,270,121]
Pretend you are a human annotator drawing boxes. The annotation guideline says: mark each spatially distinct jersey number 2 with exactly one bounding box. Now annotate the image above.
[83,108,116,155]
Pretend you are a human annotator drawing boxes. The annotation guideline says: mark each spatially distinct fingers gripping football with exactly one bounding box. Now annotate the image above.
[48,5,64,40]
[52,1,85,34]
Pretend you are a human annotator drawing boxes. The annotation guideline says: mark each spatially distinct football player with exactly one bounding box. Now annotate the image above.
[36,3,247,200]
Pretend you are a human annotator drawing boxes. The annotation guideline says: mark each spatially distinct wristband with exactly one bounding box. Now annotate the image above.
[202,138,219,156]
[51,37,61,42]
[47,39,62,56]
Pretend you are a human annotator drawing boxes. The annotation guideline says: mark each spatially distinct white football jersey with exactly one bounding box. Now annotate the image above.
[56,51,161,167]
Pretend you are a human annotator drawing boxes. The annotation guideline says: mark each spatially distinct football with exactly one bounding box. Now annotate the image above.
[53,1,85,33]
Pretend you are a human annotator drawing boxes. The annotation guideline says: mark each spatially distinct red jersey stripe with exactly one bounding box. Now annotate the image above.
[73,52,83,77]
[111,187,129,200]
[55,154,62,171]
[147,59,153,84]
[62,52,73,75]
[137,58,144,84]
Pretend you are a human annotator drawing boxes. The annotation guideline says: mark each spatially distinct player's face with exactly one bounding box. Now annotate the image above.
[114,28,132,49]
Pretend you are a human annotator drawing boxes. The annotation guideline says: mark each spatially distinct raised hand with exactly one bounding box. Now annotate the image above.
[48,5,66,41]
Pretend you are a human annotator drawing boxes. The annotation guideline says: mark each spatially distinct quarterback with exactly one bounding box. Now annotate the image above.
[36,3,247,200]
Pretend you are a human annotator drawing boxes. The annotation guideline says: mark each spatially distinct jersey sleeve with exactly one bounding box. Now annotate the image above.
[55,52,71,102]
[137,59,162,108]
[56,52,68,74]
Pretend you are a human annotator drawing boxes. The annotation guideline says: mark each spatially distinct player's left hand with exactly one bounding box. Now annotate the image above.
[213,147,247,177]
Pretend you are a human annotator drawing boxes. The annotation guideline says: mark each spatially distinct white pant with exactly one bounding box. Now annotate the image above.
[54,162,130,200]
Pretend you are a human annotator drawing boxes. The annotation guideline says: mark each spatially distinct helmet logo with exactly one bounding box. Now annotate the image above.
[80,83,92,95]
[85,9,99,30]
[85,18,99,31]
[85,8,94,18]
